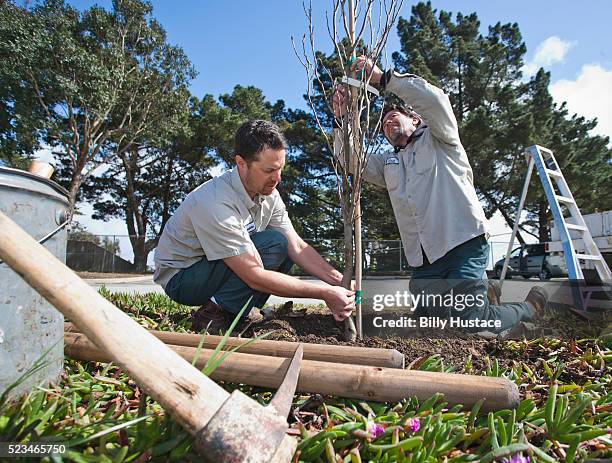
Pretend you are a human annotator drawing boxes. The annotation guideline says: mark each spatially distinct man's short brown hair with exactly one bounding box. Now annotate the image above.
[235,120,287,162]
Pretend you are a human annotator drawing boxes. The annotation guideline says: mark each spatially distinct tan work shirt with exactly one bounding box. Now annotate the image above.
[335,72,489,267]
[153,167,295,289]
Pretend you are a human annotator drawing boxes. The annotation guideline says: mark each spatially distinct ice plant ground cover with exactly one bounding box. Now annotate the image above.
[0,290,610,462]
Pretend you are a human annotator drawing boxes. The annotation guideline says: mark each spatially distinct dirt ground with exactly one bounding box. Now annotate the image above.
[239,304,608,385]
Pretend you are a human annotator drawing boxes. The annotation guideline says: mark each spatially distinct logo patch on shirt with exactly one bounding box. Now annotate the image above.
[245,217,257,235]
[385,156,400,165]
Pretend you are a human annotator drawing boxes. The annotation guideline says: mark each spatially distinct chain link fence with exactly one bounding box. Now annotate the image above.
[68,234,507,276]
[67,235,142,274]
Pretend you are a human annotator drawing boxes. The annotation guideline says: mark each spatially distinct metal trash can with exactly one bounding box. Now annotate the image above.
[0,166,70,401]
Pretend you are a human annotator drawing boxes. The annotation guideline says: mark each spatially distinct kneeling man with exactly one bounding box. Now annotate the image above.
[332,57,548,337]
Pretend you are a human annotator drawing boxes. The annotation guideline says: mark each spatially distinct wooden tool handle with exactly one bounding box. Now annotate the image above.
[64,322,405,369]
[0,211,228,435]
[65,331,519,411]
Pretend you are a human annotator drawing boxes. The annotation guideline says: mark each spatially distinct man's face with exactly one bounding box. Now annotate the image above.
[237,147,285,197]
[382,110,418,148]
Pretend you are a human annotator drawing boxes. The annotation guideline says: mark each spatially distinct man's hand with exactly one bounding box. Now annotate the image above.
[352,56,383,85]
[333,55,384,118]
[332,85,349,118]
[322,286,355,322]
[327,268,352,288]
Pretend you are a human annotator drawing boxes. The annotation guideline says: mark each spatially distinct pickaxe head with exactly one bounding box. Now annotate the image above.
[194,344,304,462]
[194,389,290,462]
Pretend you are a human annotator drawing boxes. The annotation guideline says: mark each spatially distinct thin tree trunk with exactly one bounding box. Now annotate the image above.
[341,219,354,289]
[347,0,362,340]
[340,116,357,341]
[538,201,550,242]
[132,237,148,273]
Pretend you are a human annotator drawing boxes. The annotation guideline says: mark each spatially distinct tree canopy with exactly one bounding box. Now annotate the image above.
[0,0,195,209]
[1,0,610,270]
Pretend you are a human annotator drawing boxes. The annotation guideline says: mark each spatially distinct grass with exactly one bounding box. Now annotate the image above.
[0,291,610,462]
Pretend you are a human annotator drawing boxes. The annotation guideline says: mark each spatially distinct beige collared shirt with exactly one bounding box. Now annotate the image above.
[153,167,295,289]
[335,72,489,267]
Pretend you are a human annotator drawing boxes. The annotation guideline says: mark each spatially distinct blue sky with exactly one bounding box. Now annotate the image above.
[64,1,611,113]
[46,0,612,261]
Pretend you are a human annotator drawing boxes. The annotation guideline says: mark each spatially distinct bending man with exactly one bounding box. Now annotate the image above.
[154,120,355,334]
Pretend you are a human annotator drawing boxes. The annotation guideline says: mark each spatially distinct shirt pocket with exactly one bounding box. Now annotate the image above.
[414,149,435,174]
[383,163,400,191]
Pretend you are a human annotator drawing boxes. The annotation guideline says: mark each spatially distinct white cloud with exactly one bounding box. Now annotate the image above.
[522,36,575,76]
[550,64,612,140]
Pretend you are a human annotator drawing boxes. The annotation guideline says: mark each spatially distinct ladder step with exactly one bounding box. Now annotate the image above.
[565,223,587,232]
[575,254,602,261]
[545,168,563,178]
[536,145,554,155]
[525,144,612,288]
[555,195,575,205]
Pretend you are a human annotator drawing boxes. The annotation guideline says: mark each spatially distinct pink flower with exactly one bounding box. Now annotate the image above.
[367,422,385,439]
[503,454,530,463]
[405,417,420,433]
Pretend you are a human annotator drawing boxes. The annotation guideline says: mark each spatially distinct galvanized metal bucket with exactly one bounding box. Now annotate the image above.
[0,166,70,400]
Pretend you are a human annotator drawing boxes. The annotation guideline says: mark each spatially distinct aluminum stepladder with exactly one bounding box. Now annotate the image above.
[499,145,611,312]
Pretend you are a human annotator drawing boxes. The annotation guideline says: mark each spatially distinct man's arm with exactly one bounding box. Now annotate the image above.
[266,193,352,288]
[223,249,354,321]
[284,228,343,286]
[352,56,460,146]
[384,72,460,146]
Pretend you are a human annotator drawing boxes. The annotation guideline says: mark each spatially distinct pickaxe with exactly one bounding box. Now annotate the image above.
[0,210,302,462]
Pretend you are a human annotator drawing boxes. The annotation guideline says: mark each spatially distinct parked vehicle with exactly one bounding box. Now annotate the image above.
[493,243,567,280]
